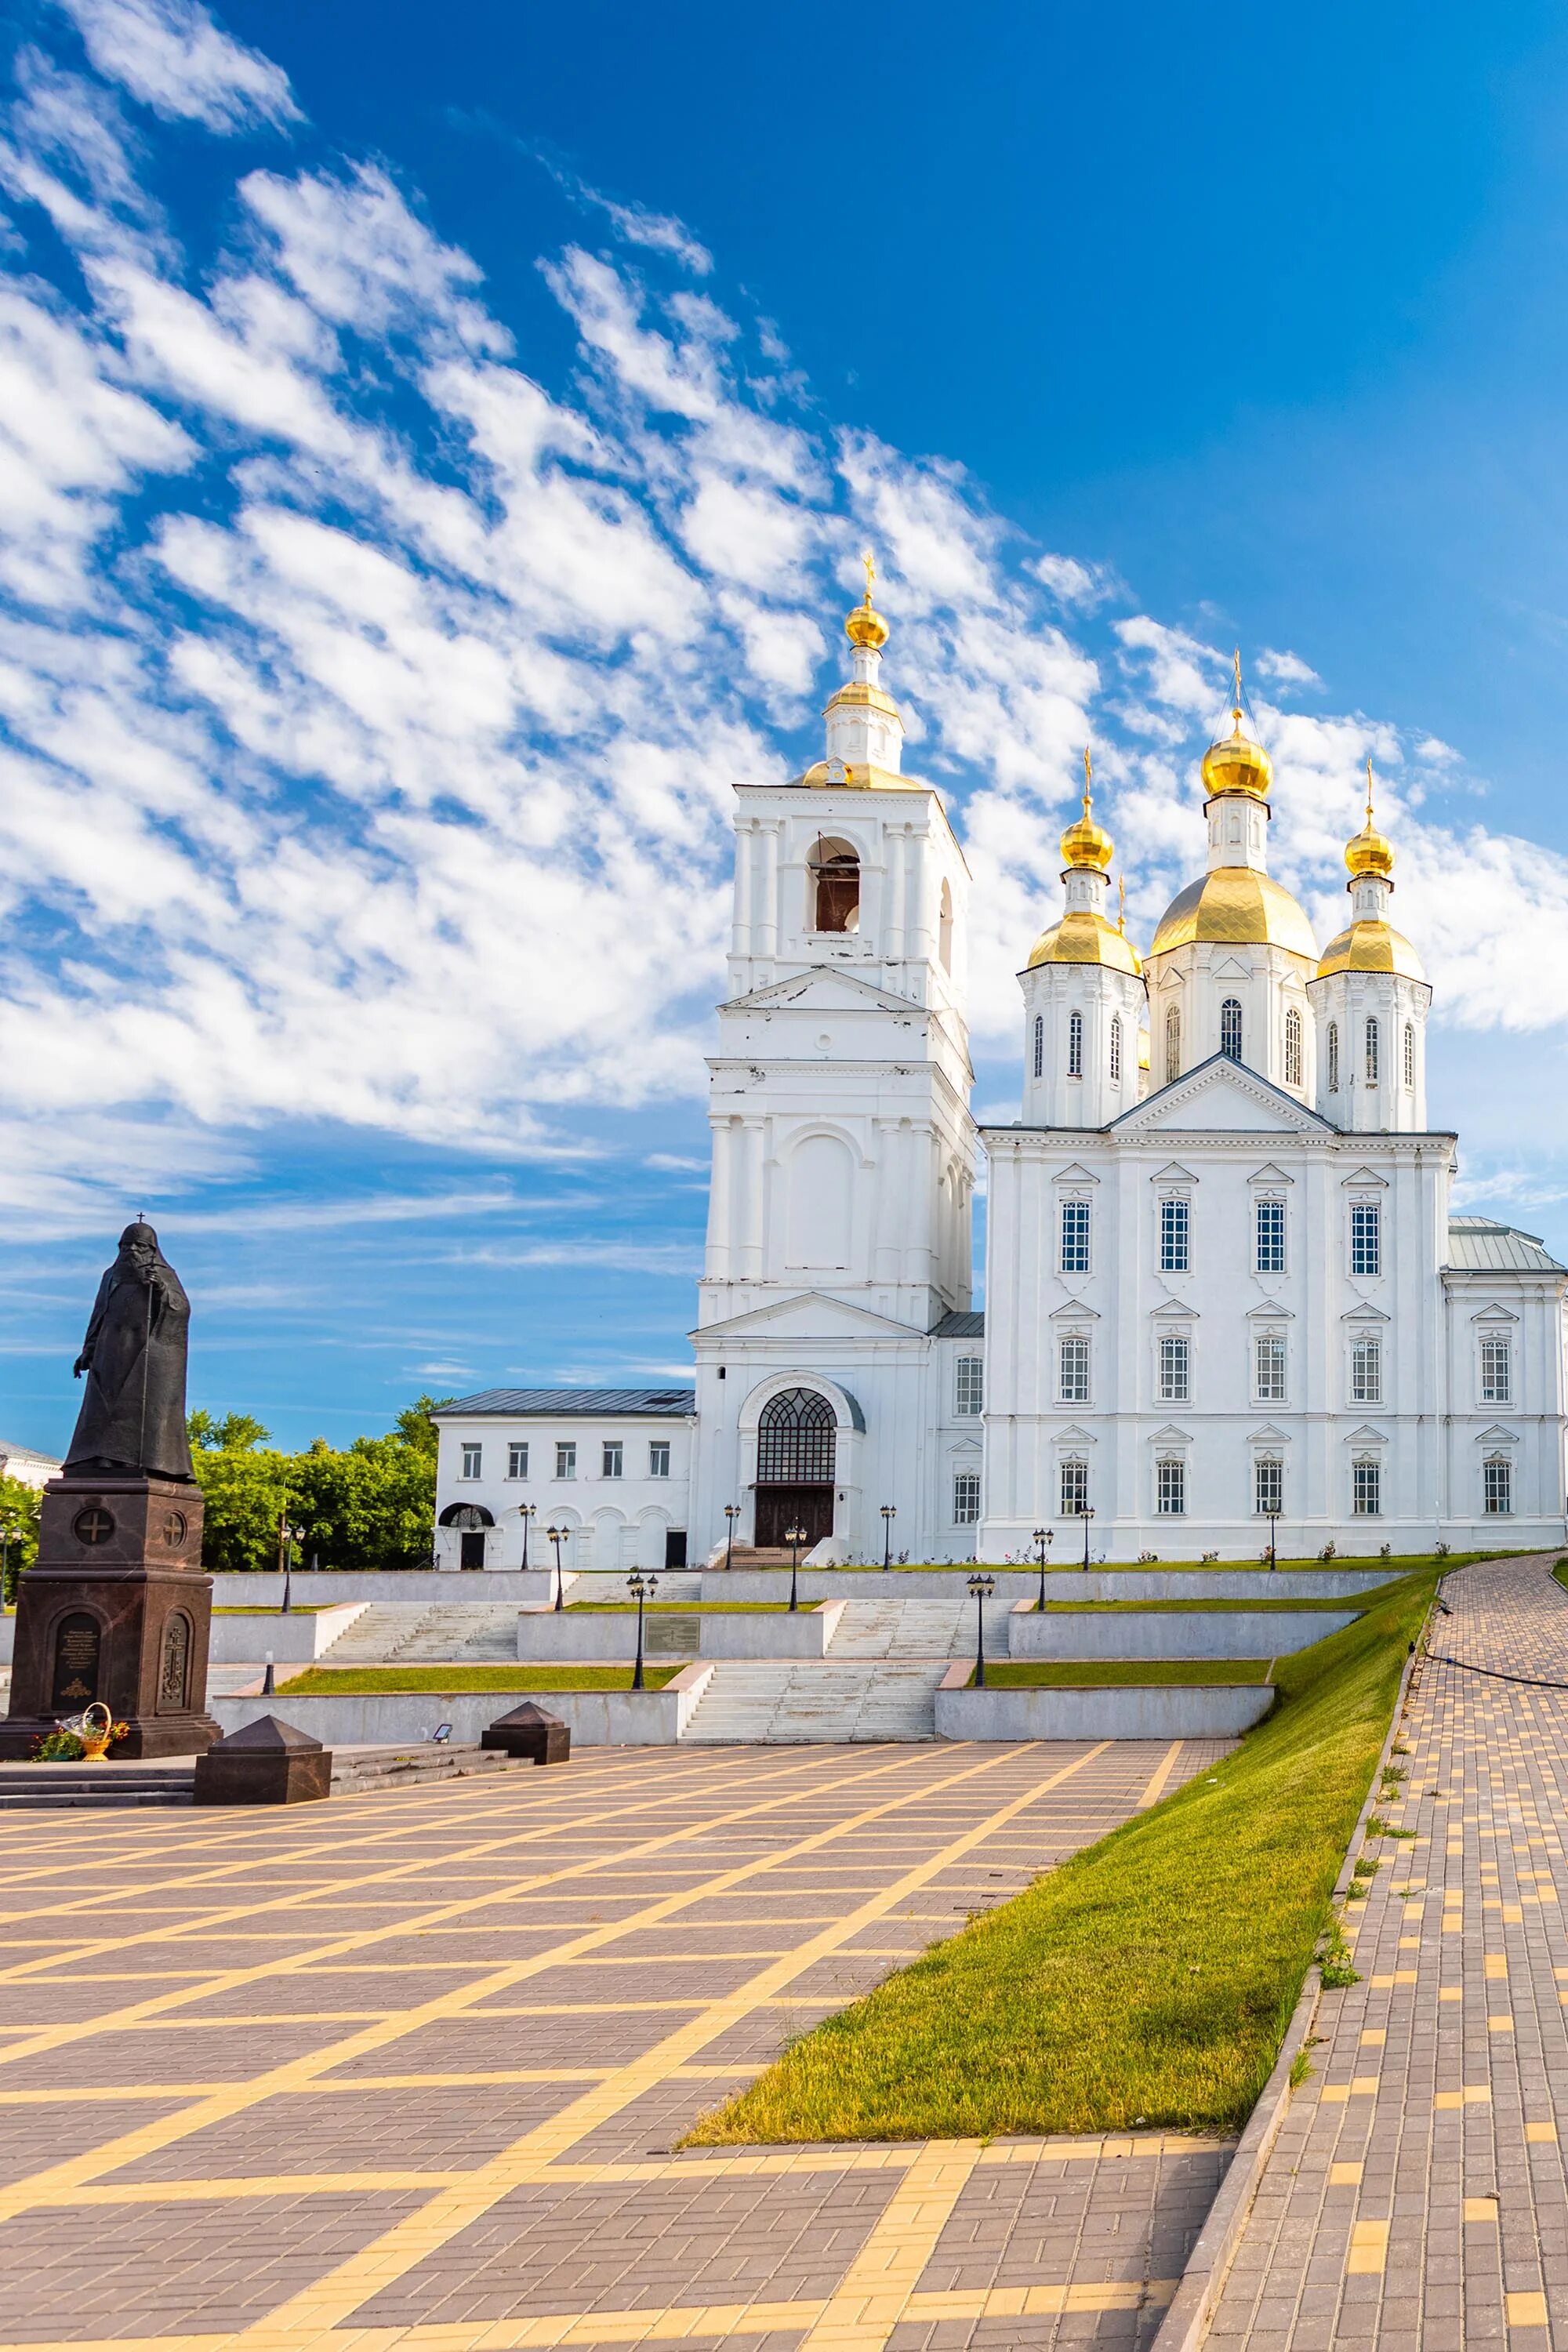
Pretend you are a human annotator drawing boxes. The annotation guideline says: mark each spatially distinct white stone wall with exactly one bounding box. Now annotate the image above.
[434,1414,695,1572]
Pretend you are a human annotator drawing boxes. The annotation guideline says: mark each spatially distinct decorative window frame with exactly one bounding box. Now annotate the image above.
[1052,1164,1099,1277]
[1251,1323,1289,1406]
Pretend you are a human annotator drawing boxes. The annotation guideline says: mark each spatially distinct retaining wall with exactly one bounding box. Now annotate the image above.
[702,1567,1390,1606]
[207,1570,576,1608]
[517,1602,844,1662]
[1005,1605,1354,1660]
[207,1603,368,1664]
[935,1682,1275,1741]
[209,1663,713,1748]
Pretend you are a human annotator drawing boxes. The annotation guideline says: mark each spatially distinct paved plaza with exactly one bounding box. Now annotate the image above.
[0,1736,1227,2352]
[1212,1553,1568,2348]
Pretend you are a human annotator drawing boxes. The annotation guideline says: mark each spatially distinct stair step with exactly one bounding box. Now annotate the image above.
[681,1661,946,1744]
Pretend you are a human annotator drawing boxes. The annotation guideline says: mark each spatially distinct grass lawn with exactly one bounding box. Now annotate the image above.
[1552,1560,1568,1595]
[972,1659,1273,1688]
[688,1565,1439,2145]
[281,1664,681,1693]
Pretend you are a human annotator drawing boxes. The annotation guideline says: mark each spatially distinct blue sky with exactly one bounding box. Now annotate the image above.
[3,0,1568,1455]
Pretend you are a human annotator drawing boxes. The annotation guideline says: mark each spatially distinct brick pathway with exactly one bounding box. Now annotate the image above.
[0,1737,1229,2352]
[1210,1552,1568,2350]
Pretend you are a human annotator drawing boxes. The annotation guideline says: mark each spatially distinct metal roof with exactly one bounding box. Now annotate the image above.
[931,1309,985,1338]
[432,1387,695,1420]
[0,1440,60,1465]
[1445,1217,1567,1275]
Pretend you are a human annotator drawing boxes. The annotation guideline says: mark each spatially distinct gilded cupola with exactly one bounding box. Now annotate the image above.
[1316,760,1424,981]
[1200,649,1275,804]
[1028,750,1142,975]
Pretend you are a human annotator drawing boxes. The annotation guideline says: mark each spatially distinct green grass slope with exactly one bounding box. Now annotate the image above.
[689,1566,1436,2146]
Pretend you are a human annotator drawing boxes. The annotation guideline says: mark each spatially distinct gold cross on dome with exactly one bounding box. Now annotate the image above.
[1082,744,1092,813]
[862,550,876,597]
[1232,647,1243,727]
[1366,756,1376,824]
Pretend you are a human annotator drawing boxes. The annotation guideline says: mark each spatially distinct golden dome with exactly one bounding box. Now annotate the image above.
[1027,910,1142,975]
[1060,746,1113,873]
[1345,759,1394,879]
[1149,868,1318,961]
[845,551,889,650]
[1200,650,1273,802]
[1316,920,1425,982]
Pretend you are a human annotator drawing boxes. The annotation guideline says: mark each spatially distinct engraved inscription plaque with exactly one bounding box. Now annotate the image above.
[50,1612,101,1709]
[644,1615,700,1657]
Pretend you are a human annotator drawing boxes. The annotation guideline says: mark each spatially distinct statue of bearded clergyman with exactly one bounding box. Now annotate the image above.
[64,1222,195,1483]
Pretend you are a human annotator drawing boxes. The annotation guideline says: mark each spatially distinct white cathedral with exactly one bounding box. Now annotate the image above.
[433,583,1568,1567]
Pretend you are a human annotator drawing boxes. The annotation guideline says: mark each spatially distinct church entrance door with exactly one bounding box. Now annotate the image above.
[753,1389,838,1550]
[754,1485,835,1548]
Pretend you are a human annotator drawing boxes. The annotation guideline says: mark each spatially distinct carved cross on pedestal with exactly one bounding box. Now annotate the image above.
[73,1507,114,1546]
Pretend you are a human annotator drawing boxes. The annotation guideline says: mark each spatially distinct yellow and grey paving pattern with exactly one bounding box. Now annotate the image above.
[0,1737,1229,2352]
[1210,1553,1568,2350]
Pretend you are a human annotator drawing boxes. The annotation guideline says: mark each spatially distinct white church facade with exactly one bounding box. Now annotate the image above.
[432,590,1568,1566]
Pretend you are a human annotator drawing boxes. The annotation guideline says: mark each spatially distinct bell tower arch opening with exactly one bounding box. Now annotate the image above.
[809,837,860,934]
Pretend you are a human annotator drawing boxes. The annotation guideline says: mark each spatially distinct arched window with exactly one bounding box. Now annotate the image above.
[1327,1022,1340,1091]
[1365,1015,1379,1083]
[938,880,953,972]
[1033,1013,1044,1080]
[809,837,859,934]
[1403,1022,1415,1089]
[1284,1006,1302,1087]
[1220,998,1243,1062]
[757,1389,837,1484]
[1067,1009,1083,1078]
[1165,1004,1181,1085]
[1109,1014,1122,1083]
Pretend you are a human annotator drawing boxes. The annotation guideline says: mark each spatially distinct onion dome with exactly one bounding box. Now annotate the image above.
[1149,869,1317,960]
[1200,650,1274,802]
[1060,748,1113,874]
[1345,757,1395,880]
[1027,910,1142,975]
[1316,920,1425,982]
[845,551,890,650]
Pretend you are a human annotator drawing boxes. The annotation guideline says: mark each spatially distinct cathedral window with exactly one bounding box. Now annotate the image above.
[1068,1009,1084,1078]
[1060,1200,1091,1273]
[1327,1022,1340,1091]
[757,1389,837,1484]
[1060,1458,1088,1516]
[1156,1457,1186,1515]
[1058,1334,1090,1403]
[1033,1014,1044,1080]
[809,837,860,934]
[1255,1198,1285,1273]
[952,1470,982,1525]
[1158,1334,1190,1403]
[1351,1337,1382,1404]
[1109,1014,1122,1083]
[1255,1334,1286,1402]
[938,880,953,972]
[1403,1022,1415,1089]
[1220,998,1243,1062]
[1350,1202,1381,1277]
[1480,1335,1512,1403]
[1165,1004,1181,1084]
[1284,1006,1303,1087]
[954,1356,984,1417]
[1159,1197,1189,1273]
[1483,1455,1512,1515]
[1254,1457,1283,1515]
[460,1443,482,1480]
[1364,1016,1379,1083]
[1352,1457,1381,1515]
[506,1443,529,1480]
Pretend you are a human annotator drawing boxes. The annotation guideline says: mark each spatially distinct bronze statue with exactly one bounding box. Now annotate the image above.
[65,1222,194,1483]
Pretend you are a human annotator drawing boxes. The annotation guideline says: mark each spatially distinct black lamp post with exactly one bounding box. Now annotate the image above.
[1080,1503,1096,1573]
[786,1521,806,1613]
[968,1571,996,1687]
[1033,1526,1052,1611]
[628,1568,659,1690]
[881,1504,896,1572]
[1266,1504,1281,1573]
[546,1523,569,1611]
[281,1522,303,1615]
[518,1502,535,1573]
[723,1503,739,1571]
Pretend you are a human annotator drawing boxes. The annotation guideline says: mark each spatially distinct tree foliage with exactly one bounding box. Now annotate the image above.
[188,1396,450,1573]
[0,1476,42,1602]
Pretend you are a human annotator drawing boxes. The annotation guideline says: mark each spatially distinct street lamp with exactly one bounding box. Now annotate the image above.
[881,1504,897,1573]
[628,1568,659,1690]
[1265,1504,1282,1573]
[1080,1503,1096,1573]
[968,1571,996,1687]
[281,1520,304,1614]
[723,1503,739,1571]
[517,1501,536,1573]
[546,1523,570,1611]
[786,1522,806,1613]
[1033,1526,1052,1613]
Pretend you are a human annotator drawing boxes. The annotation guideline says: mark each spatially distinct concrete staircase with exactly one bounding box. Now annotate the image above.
[317,1604,517,1664]
[0,1766,195,1809]
[680,1660,949,1743]
[825,1597,1014,1659]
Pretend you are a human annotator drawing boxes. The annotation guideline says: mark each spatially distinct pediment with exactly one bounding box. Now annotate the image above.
[1344,1422,1388,1446]
[1341,1166,1390,1189]
[723,968,923,1018]
[1247,1423,1293,1445]
[947,1437,983,1458]
[1470,1304,1521,1324]
[1149,1160,1199,1186]
[1148,1422,1192,1445]
[1052,1423,1098,1446]
[1051,1161,1101,1187]
[1475,1423,1519,1446]
[1111,1054,1332,1138]
[1341,1304,1392,1324]
[1049,1301,1101,1322]
[1249,1162,1295,1187]
[1246,1302,1295,1320]
[695,1292,924,1342]
[1150,1298,1200,1321]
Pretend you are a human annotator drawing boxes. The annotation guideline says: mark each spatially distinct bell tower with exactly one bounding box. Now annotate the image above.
[1308,764,1432,1131]
[1020,752,1145,1128]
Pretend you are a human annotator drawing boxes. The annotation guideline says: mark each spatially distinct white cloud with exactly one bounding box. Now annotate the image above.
[1029,552,1120,611]
[55,0,299,133]
[1254,646,1322,690]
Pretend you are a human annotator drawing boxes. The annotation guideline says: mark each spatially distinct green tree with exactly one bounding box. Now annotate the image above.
[187,1399,441,1574]
[189,1410,270,1453]
[0,1476,42,1605]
